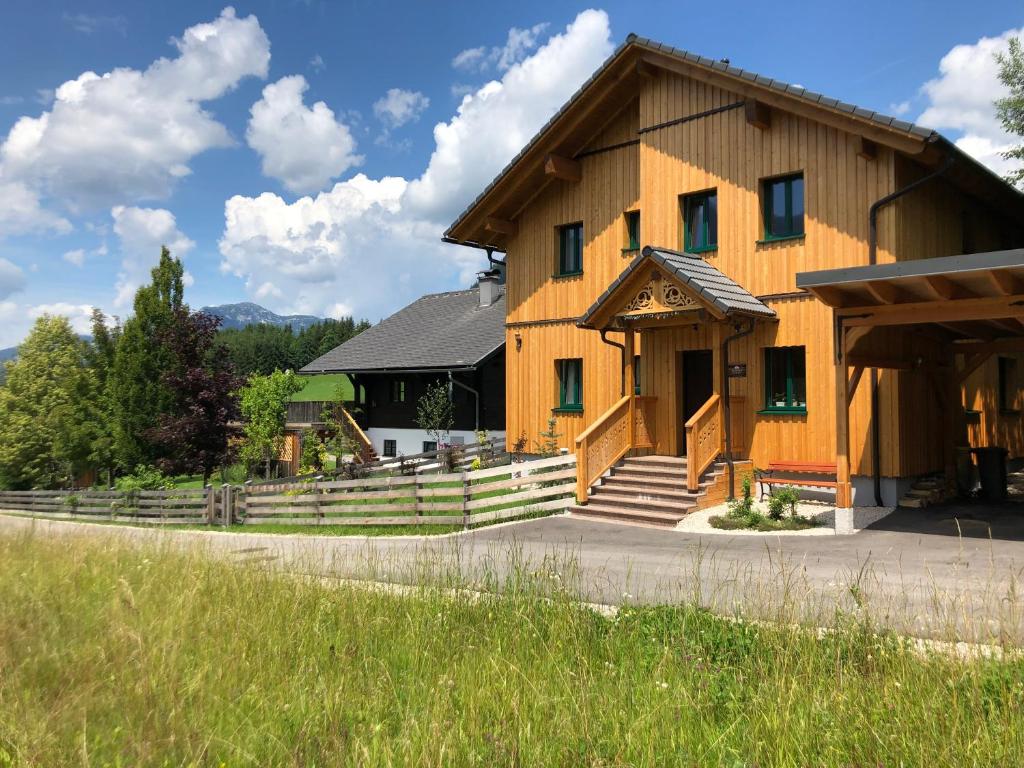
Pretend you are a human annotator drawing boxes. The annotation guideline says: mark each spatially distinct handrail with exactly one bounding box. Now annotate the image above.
[339,405,374,463]
[684,393,722,492]
[575,395,631,503]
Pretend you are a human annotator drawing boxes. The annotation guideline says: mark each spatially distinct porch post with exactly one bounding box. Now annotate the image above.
[834,316,854,532]
[624,327,636,446]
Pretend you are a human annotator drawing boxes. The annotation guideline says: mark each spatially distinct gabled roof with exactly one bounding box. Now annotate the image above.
[444,35,1023,251]
[580,246,775,328]
[301,288,505,374]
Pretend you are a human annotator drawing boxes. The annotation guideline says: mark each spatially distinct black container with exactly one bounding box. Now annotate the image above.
[972,446,1008,502]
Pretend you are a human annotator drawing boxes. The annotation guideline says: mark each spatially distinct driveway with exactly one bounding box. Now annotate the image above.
[3,509,1024,643]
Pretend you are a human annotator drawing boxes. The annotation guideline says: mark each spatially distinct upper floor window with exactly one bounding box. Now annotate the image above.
[390,379,406,404]
[557,223,583,276]
[555,358,583,412]
[682,190,718,253]
[762,173,805,241]
[762,346,806,414]
[624,211,641,253]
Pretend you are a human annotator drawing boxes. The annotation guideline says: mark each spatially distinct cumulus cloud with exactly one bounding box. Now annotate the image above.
[917,27,1024,178]
[0,258,26,300]
[247,75,362,194]
[373,88,430,129]
[220,10,613,321]
[0,180,71,238]
[451,22,549,73]
[28,303,95,334]
[112,205,194,307]
[0,7,269,216]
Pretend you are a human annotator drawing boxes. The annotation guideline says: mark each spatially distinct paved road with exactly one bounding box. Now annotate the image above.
[3,507,1024,643]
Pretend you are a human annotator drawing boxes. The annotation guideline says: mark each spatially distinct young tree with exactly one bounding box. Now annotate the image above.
[996,36,1024,187]
[237,370,303,480]
[0,316,98,489]
[147,309,240,484]
[415,380,455,449]
[87,309,120,485]
[107,247,186,469]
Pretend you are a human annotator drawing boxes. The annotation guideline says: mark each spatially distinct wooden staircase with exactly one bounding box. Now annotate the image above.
[570,454,727,527]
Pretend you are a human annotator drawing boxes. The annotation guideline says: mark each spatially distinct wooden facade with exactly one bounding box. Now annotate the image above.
[447,38,1024,504]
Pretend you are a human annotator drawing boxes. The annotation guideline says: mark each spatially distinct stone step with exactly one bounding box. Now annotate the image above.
[611,465,689,482]
[622,455,688,468]
[586,489,697,513]
[598,479,702,503]
[899,496,928,508]
[569,504,687,528]
[601,474,689,492]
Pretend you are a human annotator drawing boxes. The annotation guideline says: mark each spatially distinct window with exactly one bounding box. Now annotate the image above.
[999,357,1019,413]
[557,223,583,275]
[633,355,641,396]
[762,174,805,241]
[682,190,718,252]
[624,211,641,253]
[762,346,807,413]
[422,441,438,453]
[383,439,397,457]
[390,379,406,403]
[556,358,583,411]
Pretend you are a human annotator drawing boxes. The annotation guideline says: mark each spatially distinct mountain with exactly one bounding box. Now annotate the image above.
[0,346,16,364]
[200,302,324,332]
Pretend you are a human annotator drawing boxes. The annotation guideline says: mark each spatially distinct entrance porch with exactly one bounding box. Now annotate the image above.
[573,246,776,518]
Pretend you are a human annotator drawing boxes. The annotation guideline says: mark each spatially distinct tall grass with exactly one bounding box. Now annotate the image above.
[0,532,1022,766]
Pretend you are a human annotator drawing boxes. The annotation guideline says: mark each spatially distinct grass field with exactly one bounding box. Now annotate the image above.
[1,534,1023,766]
[291,372,353,402]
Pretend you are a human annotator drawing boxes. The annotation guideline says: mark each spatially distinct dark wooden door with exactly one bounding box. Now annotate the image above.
[679,350,714,453]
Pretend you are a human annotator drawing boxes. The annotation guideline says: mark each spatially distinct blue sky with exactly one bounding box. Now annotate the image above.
[0,0,1021,346]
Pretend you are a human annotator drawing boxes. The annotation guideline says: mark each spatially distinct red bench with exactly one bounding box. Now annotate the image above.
[756,461,838,500]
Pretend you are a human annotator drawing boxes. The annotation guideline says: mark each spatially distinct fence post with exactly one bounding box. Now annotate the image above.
[242,480,251,525]
[220,484,231,526]
[204,484,214,525]
[314,475,324,525]
[415,474,423,524]
[462,470,471,531]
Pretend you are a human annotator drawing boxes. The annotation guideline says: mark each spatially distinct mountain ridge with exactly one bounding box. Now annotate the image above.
[200,302,324,332]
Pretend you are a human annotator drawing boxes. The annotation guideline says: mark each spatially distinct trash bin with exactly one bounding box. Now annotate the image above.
[972,446,1008,502]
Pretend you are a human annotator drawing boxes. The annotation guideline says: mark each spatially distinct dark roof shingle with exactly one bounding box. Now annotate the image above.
[301,288,505,373]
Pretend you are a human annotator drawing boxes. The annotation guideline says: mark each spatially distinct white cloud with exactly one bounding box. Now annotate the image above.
[452,22,549,73]
[246,75,361,195]
[918,27,1024,178]
[373,88,430,129]
[0,180,71,238]
[220,10,613,321]
[0,7,270,217]
[0,258,26,300]
[310,53,325,73]
[111,205,194,307]
[28,303,95,335]
[63,249,86,267]
[889,100,911,116]
[62,12,128,36]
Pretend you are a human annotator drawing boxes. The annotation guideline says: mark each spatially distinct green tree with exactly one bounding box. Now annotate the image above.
[107,247,185,469]
[237,370,303,480]
[415,380,455,449]
[0,316,98,489]
[87,309,120,485]
[996,36,1024,187]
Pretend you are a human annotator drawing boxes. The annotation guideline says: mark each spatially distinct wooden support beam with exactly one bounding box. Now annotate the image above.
[957,351,994,385]
[857,137,878,161]
[847,354,914,370]
[840,295,1024,327]
[921,274,960,301]
[635,58,658,79]
[986,269,1023,296]
[847,366,865,408]
[744,99,771,130]
[543,154,582,183]
[863,280,903,305]
[484,216,517,237]
[952,337,1024,356]
[809,285,852,308]
[935,322,976,339]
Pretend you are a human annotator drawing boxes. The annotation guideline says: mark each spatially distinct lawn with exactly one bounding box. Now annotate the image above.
[1,534,1022,766]
[291,372,353,402]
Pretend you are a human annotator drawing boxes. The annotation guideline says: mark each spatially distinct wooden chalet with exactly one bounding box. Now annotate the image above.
[443,34,1024,528]
[301,273,506,459]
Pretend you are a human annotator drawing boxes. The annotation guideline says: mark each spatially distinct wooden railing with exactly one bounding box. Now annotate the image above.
[338,405,375,463]
[684,393,722,492]
[575,395,631,503]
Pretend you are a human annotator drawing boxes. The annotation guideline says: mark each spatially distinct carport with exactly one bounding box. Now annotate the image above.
[797,248,1024,528]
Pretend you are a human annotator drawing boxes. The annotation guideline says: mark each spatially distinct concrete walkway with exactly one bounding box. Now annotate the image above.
[3,510,1024,643]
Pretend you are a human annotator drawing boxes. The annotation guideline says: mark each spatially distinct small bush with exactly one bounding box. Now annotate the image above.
[114,465,174,493]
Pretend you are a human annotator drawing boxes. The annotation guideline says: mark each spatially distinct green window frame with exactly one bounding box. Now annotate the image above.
[682,190,718,253]
[390,379,406,404]
[761,173,805,241]
[761,346,807,414]
[624,211,641,252]
[557,223,583,276]
[555,358,583,412]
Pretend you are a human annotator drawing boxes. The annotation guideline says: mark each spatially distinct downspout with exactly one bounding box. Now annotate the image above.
[449,371,481,431]
[722,319,756,500]
[485,247,507,269]
[865,153,954,507]
[600,329,627,396]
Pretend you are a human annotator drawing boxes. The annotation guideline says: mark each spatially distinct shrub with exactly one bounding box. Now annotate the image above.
[114,465,175,493]
[774,486,801,517]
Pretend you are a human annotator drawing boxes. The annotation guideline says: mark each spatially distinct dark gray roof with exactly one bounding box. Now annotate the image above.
[301,288,505,373]
[580,246,776,326]
[796,248,1024,289]
[445,35,1021,244]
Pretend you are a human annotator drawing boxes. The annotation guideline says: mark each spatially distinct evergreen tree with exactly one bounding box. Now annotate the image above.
[87,309,119,485]
[996,36,1024,187]
[107,247,185,468]
[0,316,98,489]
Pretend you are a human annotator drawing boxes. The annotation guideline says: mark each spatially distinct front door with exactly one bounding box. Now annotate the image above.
[679,350,714,454]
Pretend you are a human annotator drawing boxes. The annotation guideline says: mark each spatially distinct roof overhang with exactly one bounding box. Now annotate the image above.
[443,36,1024,253]
[797,249,1024,340]
[580,246,775,330]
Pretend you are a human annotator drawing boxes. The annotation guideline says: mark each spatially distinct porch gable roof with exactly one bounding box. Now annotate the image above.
[579,246,776,329]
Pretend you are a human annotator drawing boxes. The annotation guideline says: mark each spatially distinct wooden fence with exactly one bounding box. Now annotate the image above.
[0,454,577,530]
